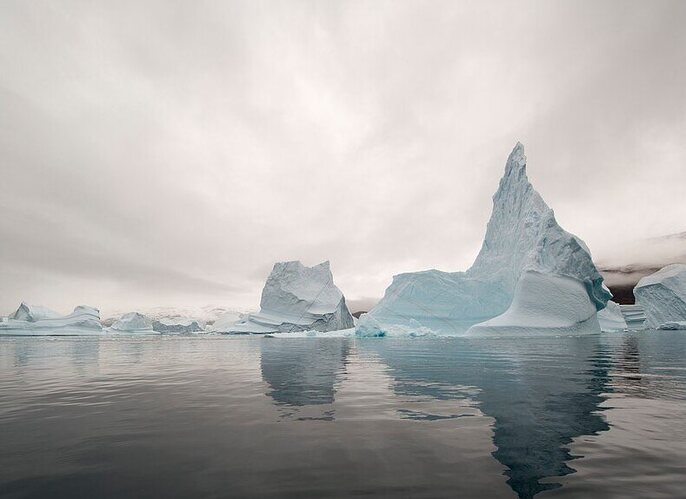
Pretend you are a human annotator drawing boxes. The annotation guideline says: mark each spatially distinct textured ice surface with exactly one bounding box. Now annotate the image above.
[362,143,611,336]
[227,261,354,334]
[597,301,628,332]
[620,304,647,330]
[634,264,686,328]
[110,312,156,333]
[0,303,103,336]
[152,317,204,334]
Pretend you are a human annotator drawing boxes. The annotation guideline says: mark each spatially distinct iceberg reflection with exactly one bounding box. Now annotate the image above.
[361,336,611,499]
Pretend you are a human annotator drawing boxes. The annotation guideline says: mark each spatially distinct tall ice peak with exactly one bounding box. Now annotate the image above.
[360,142,611,336]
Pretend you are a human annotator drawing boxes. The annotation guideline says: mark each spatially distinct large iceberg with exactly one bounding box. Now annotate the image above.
[361,143,611,336]
[110,312,156,334]
[0,303,103,336]
[226,261,354,334]
[634,264,686,329]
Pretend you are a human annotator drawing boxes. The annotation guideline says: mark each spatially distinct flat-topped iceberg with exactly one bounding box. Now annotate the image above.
[110,312,156,333]
[361,143,611,336]
[152,317,204,334]
[227,261,354,334]
[634,264,686,329]
[0,303,103,336]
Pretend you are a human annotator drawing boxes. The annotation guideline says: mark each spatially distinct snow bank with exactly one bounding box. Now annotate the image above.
[0,303,103,336]
[597,301,627,332]
[227,261,354,334]
[634,264,686,328]
[362,143,610,337]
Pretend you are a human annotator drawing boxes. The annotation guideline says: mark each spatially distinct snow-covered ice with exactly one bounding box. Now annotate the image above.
[634,264,686,329]
[0,303,103,336]
[361,143,611,337]
[597,301,628,332]
[226,261,354,334]
[110,312,156,334]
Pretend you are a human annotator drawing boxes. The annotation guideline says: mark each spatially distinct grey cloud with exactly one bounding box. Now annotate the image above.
[1,0,685,315]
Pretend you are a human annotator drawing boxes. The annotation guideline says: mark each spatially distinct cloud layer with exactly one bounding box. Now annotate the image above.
[1,0,685,315]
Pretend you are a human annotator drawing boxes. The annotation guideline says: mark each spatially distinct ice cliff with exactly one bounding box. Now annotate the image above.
[226,261,354,334]
[634,264,686,328]
[360,143,611,336]
[0,303,103,336]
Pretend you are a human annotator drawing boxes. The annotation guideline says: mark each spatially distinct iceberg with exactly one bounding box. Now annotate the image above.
[226,261,354,334]
[0,303,103,336]
[597,301,627,332]
[110,312,156,334]
[152,317,205,334]
[361,143,611,336]
[634,264,686,329]
[620,304,647,330]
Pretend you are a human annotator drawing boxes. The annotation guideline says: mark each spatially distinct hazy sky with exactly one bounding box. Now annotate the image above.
[1,0,685,316]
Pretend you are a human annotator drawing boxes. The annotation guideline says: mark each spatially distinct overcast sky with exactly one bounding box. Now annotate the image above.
[1,0,685,316]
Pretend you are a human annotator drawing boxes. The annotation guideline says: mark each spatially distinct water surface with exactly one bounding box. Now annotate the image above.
[1,332,685,498]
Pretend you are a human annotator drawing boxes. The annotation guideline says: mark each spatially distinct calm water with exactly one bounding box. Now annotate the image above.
[1,333,685,499]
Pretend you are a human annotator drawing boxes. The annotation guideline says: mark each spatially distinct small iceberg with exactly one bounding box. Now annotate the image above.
[152,317,205,334]
[110,312,157,334]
